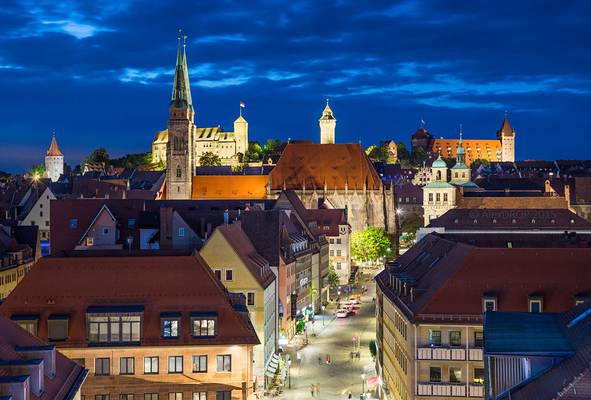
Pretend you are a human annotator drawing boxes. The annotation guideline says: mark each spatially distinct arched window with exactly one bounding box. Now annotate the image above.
[176,166,182,178]
[436,171,442,180]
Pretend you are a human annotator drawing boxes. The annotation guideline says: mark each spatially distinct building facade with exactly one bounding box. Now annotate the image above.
[0,225,39,300]
[200,223,278,391]
[0,252,259,400]
[375,233,591,400]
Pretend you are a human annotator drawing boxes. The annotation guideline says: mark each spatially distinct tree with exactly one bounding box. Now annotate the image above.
[199,151,222,166]
[263,138,282,154]
[29,164,46,179]
[369,339,377,358]
[83,147,109,167]
[243,142,263,162]
[397,142,412,167]
[351,226,392,263]
[327,266,340,290]
[400,214,423,247]
[110,152,152,169]
[472,158,490,169]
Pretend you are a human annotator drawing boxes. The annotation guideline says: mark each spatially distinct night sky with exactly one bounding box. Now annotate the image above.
[1,1,590,173]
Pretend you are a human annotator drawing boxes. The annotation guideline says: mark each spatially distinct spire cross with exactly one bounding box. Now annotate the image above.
[459,123,463,138]
[183,35,187,49]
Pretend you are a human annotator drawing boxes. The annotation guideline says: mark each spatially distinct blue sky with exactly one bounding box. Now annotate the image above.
[1,0,590,172]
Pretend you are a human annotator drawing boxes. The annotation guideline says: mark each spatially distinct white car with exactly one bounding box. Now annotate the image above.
[336,309,350,318]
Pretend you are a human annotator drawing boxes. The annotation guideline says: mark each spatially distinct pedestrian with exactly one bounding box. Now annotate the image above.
[315,383,320,396]
[318,355,322,365]
[348,392,352,399]
[310,383,315,397]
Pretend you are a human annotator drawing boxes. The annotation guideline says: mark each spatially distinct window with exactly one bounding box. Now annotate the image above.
[428,330,441,347]
[192,319,215,337]
[96,396,109,400]
[120,395,134,400]
[529,299,543,313]
[102,228,110,235]
[144,356,159,374]
[168,356,183,373]
[225,269,233,281]
[168,393,182,400]
[474,331,484,348]
[443,193,448,202]
[178,227,185,237]
[216,391,231,400]
[39,211,43,217]
[95,358,110,375]
[176,166,182,178]
[247,292,255,306]
[429,367,441,383]
[428,193,433,202]
[214,270,222,280]
[449,331,461,347]
[336,250,341,256]
[193,393,207,400]
[88,315,141,343]
[473,368,485,384]
[120,357,134,375]
[483,298,496,312]
[145,395,158,400]
[216,354,231,372]
[48,316,68,340]
[436,193,441,202]
[329,250,334,256]
[336,262,342,270]
[193,355,207,372]
[450,367,462,383]
[162,318,179,338]
[128,219,136,228]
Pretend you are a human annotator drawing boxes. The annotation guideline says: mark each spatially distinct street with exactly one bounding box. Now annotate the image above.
[279,275,377,399]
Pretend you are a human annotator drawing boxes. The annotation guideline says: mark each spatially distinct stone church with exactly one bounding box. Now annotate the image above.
[153,35,248,177]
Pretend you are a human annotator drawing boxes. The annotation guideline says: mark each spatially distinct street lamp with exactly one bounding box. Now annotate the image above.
[361,373,366,398]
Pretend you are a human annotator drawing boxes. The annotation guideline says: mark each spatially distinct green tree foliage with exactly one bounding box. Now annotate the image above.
[83,147,110,167]
[327,266,340,289]
[365,145,387,162]
[199,151,222,166]
[397,142,413,167]
[29,164,46,178]
[472,158,490,169]
[110,152,152,169]
[400,214,423,247]
[351,227,392,263]
[263,138,282,154]
[243,142,263,162]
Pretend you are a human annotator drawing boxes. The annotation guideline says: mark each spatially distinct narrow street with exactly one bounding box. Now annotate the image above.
[279,274,377,399]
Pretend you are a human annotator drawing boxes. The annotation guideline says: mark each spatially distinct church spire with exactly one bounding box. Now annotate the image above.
[170,29,193,112]
[47,129,63,157]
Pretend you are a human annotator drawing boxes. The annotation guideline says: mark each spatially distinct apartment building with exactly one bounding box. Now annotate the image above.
[0,252,259,400]
[0,315,88,400]
[200,222,278,390]
[0,224,39,299]
[375,233,591,400]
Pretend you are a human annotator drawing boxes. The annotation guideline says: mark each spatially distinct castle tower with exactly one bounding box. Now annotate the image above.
[422,153,456,226]
[233,112,248,156]
[319,99,336,144]
[497,113,515,162]
[166,30,195,200]
[45,131,64,182]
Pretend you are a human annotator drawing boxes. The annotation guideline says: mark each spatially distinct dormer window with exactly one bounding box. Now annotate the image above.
[87,306,143,344]
[529,295,543,313]
[482,295,497,312]
[161,313,181,338]
[48,314,69,341]
[11,315,39,335]
[191,312,217,337]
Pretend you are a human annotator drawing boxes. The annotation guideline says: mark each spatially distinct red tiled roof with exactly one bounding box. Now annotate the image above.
[0,253,259,347]
[270,143,382,190]
[46,136,63,157]
[216,223,276,288]
[0,315,86,400]
[377,234,591,323]
[430,139,501,166]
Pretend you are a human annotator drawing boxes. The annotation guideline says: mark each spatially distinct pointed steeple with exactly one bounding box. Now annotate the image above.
[320,99,335,120]
[47,130,63,157]
[456,125,466,165]
[498,111,515,138]
[170,29,193,112]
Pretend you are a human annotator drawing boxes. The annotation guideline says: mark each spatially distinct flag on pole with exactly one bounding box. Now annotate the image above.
[240,101,246,108]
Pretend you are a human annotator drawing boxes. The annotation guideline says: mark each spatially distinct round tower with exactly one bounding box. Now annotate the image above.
[45,131,64,182]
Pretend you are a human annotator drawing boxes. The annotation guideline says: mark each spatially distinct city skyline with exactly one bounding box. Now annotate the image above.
[1,1,591,173]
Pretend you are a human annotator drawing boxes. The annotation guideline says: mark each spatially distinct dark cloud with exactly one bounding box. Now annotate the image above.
[0,0,590,172]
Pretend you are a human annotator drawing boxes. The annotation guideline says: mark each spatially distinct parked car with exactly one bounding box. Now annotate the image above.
[336,309,350,318]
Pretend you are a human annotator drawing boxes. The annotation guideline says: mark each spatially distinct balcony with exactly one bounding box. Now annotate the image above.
[417,383,466,397]
[416,383,484,397]
[469,348,483,361]
[417,347,467,361]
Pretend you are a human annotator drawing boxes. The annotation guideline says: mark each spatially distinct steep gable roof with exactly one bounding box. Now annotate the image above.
[270,143,382,190]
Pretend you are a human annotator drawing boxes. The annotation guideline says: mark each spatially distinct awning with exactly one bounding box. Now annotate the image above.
[264,354,281,377]
[366,375,379,387]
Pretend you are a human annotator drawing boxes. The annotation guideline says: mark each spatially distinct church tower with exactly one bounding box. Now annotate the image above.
[45,131,64,182]
[497,113,515,162]
[166,30,195,200]
[319,99,336,144]
[450,130,471,183]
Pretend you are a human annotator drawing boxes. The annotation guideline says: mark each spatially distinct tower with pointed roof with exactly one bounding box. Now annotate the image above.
[319,100,336,144]
[450,129,472,184]
[166,30,195,200]
[45,131,64,182]
[497,113,516,162]
[233,112,248,156]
